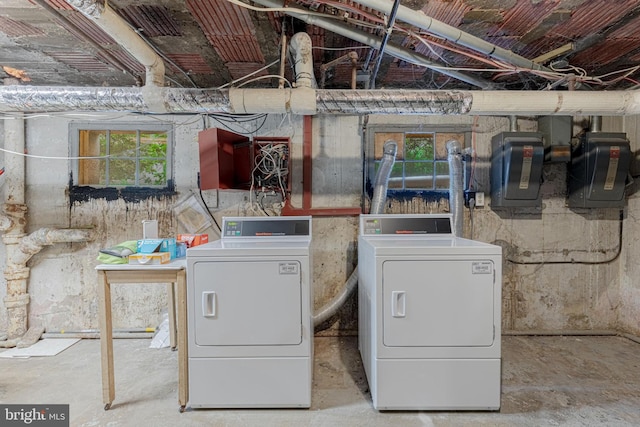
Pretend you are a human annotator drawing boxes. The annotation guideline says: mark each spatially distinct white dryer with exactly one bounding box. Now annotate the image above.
[187,216,312,408]
[358,214,502,410]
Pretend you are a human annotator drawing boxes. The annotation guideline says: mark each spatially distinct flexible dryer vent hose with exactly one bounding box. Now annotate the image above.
[313,140,398,329]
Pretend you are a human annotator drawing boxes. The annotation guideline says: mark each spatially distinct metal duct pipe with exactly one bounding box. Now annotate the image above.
[313,268,358,328]
[313,140,397,329]
[65,0,165,87]
[591,116,602,132]
[289,32,317,89]
[370,140,398,214]
[2,87,640,116]
[447,139,464,237]
[350,0,550,74]
[252,0,493,89]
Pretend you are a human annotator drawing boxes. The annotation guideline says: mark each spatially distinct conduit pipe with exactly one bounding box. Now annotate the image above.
[447,139,464,237]
[369,0,401,89]
[350,0,550,74]
[313,140,397,328]
[2,86,640,116]
[252,0,493,89]
[65,0,165,88]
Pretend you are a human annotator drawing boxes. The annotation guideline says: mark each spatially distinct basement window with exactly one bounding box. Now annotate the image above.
[69,122,175,201]
[366,127,470,193]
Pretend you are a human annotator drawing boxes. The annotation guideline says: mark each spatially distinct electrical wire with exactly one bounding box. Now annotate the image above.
[236,74,293,88]
[197,187,221,231]
[0,146,112,160]
[506,210,624,265]
[249,142,289,215]
[216,59,281,89]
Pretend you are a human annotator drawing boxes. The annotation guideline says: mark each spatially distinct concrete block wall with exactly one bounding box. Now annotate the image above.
[0,112,638,336]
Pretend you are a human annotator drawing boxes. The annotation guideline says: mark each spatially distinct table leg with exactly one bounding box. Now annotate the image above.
[97,271,115,409]
[176,269,188,412]
[167,282,177,350]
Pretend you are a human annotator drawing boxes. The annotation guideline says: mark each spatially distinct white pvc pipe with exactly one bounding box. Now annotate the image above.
[351,0,548,73]
[4,112,25,205]
[469,90,640,116]
[252,0,492,89]
[289,33,317,89]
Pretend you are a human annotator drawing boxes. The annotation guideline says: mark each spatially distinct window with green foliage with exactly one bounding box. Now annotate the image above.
[70,123,173,188]
[368,127,469,192]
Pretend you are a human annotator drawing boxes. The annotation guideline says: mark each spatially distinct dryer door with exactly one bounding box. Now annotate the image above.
[192,260,302,346]
[382,259,495,347]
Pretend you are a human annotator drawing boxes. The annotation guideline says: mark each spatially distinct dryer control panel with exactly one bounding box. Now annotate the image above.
[360,214,452,236]
[222,216,311,238]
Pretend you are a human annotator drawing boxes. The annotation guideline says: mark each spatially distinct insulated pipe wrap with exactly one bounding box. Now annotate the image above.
[2,87,640,115]
[447,140,464,237]
[316,90,472,115]
[0,86,232,113]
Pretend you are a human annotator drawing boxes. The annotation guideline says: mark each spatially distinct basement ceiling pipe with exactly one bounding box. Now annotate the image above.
[289,32,317,89]
[65,0,165,88]
[350,0,551,74]
[1,86,640,116]
[252,0,493,89]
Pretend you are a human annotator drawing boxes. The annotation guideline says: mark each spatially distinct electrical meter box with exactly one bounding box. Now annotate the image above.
[491,132,545,208]
[567,132,630,208]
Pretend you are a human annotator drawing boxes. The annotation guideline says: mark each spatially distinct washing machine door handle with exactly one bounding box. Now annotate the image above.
[391,291,406,318]
[202,291,217,317]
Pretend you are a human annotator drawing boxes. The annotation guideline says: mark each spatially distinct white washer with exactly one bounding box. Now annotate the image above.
[358,214,502,410]
[187,216,313,408]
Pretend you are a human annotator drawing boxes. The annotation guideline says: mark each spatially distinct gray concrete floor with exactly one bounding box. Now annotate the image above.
[1,335,639,426]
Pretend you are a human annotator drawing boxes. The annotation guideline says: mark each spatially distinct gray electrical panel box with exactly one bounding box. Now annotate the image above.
[491,132,545,208]
[567,132,630,208]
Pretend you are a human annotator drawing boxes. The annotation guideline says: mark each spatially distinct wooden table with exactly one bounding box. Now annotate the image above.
[95,259,188,412]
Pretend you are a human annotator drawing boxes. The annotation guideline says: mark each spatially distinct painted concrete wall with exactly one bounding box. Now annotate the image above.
[367,115,624,333]
[620,115,640,335]
[0,112,638,337]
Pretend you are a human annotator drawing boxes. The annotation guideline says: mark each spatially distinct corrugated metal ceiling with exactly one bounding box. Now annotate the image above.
[2,0,640,90]
[119,5,182,38]
[0,16,43,37]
